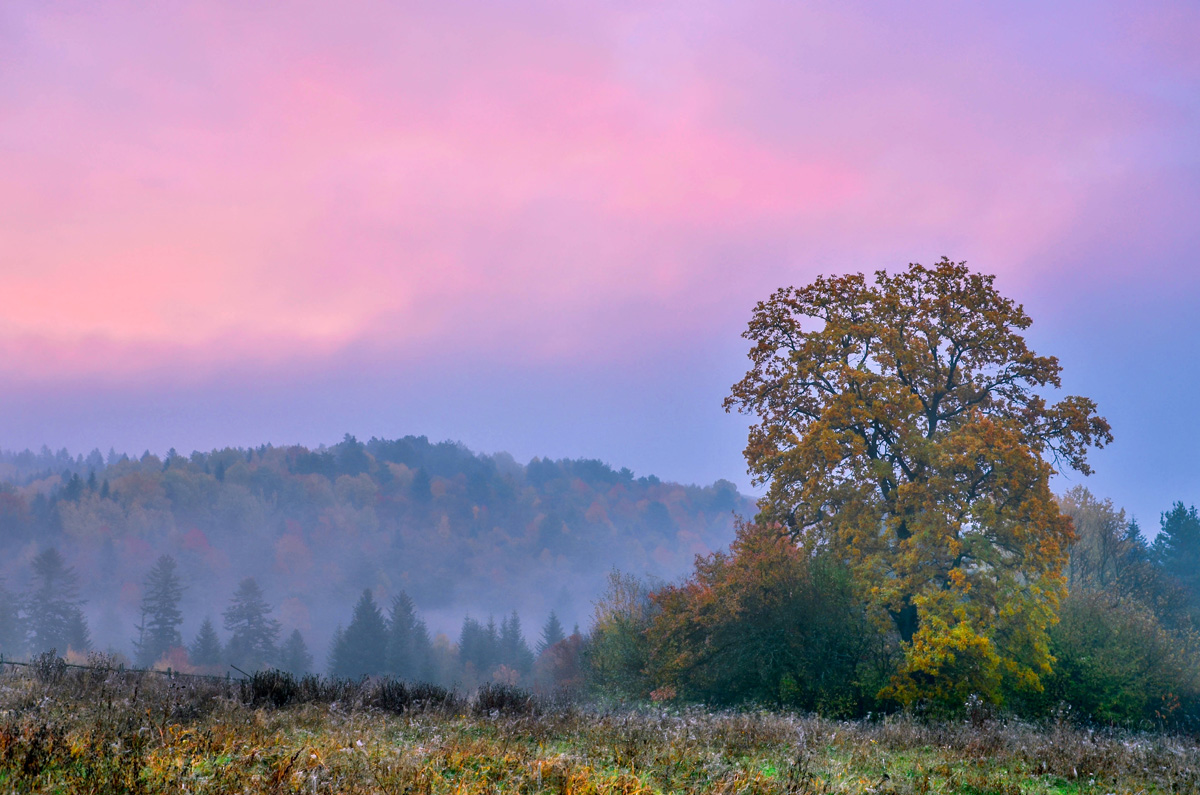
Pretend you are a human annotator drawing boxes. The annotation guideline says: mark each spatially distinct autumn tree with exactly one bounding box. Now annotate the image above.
[647,521,883,711]
[726,259,1111,707]
[134,555,185,667]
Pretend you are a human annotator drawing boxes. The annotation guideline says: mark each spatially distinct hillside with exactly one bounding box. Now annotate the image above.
[0,436,751,660]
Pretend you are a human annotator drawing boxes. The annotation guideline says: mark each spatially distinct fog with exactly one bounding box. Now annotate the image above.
[0,436,749,675]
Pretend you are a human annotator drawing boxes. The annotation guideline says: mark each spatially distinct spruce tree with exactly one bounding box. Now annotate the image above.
[279,629,314,676]
[385,591,432,681]
[189,618,223,669]
[134,555,185,667]
[331,590,388,678]
[0,580,24,658]
[499,612,534,675]
[537,611,566,656]
[458,616,499,677]
[222,578,280,671]
[1154,502,1200,621]
[25,548,91,655]
[327,625,346,677]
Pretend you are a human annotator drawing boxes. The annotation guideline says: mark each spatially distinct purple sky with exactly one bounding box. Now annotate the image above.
[2,1,1198,528]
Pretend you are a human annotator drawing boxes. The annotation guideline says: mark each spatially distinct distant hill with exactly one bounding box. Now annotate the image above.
[0,436,751,657]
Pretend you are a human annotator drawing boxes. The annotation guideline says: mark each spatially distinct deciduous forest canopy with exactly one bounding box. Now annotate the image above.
[0,436,748,677]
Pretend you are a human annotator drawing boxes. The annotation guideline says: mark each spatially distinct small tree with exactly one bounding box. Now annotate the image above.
[189,617,223,670]
[327,625,346,677]
[25,548,91,656]
[588,570,655,699]
[0,580,23,658]
[330,590,388,678]
[134,555,185,667]
[459,616,500,684]
[278,629,314,676]
[223,578,280,672]
[1154,503,1200,624]
[537,611,566,656]
[499,612,534,676]
[385,592,432,681]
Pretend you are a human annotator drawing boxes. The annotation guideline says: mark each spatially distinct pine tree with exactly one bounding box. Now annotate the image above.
[0,580,24,658]
[385,591,432,681]
[459,616,500,678]
[189,618,223,669]
[1154,502,1200,621]
[222,578,280,672]
[331,590,388,678]
[279,629,314,676]
[327,625,346,677]
[537,611,566,656]
[134,555,185,667]
[25,549,91,655]
[499,611,534,675]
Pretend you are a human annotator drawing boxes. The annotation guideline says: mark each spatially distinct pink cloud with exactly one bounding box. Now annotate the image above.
[0,1,1195,380]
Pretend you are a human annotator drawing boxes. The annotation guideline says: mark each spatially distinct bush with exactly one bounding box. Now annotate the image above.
[1034,591,1200,726]
[586,571,656,699]
[242,668,298,708]
[644,522,892,714]
[473,682,537,716]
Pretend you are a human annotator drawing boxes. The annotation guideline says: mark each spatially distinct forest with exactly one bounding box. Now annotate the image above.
[0,435,747,692]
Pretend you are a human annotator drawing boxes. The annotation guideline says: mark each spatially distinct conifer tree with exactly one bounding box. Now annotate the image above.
[385,591,432,681]
[134,555,185,667]
[279,629,314,676]
[0,580,23,658]
[327,625,346,677]
[189,618,223,669]
[330,590,388,678]
[537,611,566,656]
[1154,502,1200,622]
[223,578,280,671]
[499,611,534,675]
[459,616,500,677]
[25,548,90,655]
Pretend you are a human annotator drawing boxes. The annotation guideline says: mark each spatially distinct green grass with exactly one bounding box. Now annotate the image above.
[0,663,1196,793]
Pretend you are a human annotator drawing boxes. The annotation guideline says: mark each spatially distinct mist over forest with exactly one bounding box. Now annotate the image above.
[0,435,750,674]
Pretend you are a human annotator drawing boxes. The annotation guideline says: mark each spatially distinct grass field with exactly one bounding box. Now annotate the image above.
[0,659,1197,794]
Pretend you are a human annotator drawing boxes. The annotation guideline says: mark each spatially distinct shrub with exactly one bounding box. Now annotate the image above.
[242,668,298,708]
[1034,591,1200,726]
[473,682,537,716]
[645,522,892,714]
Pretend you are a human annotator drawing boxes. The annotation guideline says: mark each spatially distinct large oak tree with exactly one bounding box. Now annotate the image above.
[726,259,1111,706]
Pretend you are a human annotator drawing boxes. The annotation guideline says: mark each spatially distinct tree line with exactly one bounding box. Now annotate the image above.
[0,435,747,655]
[0,550,585,693]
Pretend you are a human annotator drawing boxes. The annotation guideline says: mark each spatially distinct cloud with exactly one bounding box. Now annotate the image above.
[0,0,1196,382]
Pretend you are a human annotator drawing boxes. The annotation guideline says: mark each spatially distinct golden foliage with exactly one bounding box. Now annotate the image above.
[726,259,1111,706]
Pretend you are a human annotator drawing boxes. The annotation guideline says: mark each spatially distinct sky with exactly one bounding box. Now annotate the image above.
[1,1,1198,529]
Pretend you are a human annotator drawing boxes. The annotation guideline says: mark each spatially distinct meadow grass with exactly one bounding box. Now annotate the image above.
[0,660,1196,794]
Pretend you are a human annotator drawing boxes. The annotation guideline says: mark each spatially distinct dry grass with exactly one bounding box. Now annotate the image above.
[0,660,1197,793]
